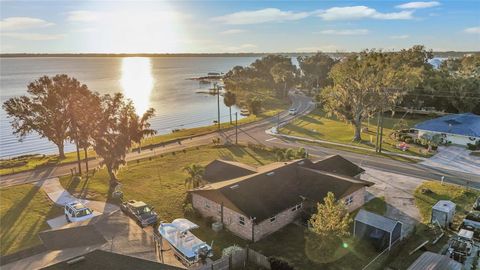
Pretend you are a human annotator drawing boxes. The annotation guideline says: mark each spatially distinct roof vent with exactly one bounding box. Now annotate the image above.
[230,184,239,189]
[267,172,275,176]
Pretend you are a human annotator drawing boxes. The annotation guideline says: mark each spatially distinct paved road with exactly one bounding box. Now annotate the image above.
[2,92,479,189]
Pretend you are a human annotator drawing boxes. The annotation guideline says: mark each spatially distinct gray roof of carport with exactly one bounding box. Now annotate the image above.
[355,209,401,233]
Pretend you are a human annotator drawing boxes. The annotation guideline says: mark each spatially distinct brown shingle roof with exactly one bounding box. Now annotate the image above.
[204,159,257,183]
[191,158,372,222]
[308,155,365,177]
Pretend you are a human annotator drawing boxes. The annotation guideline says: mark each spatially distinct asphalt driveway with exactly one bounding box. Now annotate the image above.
[420,146,480,176]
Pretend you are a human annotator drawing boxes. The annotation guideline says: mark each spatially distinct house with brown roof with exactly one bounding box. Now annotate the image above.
[189,155,373,242]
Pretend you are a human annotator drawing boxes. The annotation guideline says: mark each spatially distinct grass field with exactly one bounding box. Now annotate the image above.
[280,110,432,158]
[0,184,63,255]
[0,98,288,176]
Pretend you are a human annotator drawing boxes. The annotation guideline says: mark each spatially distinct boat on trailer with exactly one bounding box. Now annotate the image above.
[158,218,213,266]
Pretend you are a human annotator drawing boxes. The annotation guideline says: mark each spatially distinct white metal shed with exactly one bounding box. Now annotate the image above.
[431,200,456,228]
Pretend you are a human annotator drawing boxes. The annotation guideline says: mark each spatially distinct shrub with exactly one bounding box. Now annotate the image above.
[268,257,295,270]
[467,141,480,150]
[183,203,195,215]
[222,245,243,257]
[405,137,413,143]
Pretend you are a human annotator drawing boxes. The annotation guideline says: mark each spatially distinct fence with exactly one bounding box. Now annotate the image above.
[193,247,270,270]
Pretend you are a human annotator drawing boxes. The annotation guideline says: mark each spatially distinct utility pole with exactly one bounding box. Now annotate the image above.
[235,112,238,144]
[379,111,384,153]
[277,112,280,129]
[375,111,380,153]
[216,83,220,130]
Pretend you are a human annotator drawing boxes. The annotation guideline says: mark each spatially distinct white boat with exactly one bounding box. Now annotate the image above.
[158,218,213,266]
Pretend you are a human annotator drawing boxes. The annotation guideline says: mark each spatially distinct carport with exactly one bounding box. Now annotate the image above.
[354,209,402,251]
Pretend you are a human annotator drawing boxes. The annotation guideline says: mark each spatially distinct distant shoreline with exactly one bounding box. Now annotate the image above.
[1,51,478,58]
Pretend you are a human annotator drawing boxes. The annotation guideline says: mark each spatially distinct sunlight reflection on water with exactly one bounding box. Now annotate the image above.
[121,57,153,114]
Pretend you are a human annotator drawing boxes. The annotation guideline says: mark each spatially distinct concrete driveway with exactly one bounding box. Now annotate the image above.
[36,177,119,229]
[420,146,480,176]
[362,167,424,237]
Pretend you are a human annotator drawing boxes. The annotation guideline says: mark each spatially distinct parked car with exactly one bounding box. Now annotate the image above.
[64,201,94,223]
[473,197,480,211]
[289,108,297,115]
[121,200,158,227]
[462,211,480,229]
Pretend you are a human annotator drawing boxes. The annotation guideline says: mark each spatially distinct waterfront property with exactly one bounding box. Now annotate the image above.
[414,113,480,146]
[190,155,373,242]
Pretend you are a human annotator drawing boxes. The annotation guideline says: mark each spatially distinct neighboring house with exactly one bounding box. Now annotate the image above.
[43,249,183,270]
[414,113,480,146]
[190,155,373,242]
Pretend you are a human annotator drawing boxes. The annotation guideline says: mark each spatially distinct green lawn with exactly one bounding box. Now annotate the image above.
[59,145,278,222]
[1,98,288,176]
[0,184,63,255]
[280,110,433,158]
[361,196,387,216]
[251,224,379,270]
[414,181,479,226]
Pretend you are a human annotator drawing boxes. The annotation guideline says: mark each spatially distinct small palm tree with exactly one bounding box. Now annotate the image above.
[223,91,236,124]
[184,164,205,189]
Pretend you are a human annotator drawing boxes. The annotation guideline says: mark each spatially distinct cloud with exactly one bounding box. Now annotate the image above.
[224,43,257,52]
[464,26,480,34]
[0,17,54,31]
[1,33,64,40]
[390,34,410,39]
[318,29,369,35]
[316,6,413,20]
[220,29,247,35]
[72,28,97,33]
[396,1,440,9]
[67,10,101,22]
[212,8,309,25]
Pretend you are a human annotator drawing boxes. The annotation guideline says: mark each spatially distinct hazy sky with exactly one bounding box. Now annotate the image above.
[1,0,479,53]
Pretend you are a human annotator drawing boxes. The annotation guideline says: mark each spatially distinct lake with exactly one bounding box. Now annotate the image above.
[0,56,259,158]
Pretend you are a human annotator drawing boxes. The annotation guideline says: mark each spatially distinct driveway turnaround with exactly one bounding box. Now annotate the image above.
[362,167,423,236]
[36,177,119,228]
[421,146,480,176]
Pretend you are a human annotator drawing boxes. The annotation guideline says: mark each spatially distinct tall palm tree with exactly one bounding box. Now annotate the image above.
[223,91,236,124]
[183,164,205,189]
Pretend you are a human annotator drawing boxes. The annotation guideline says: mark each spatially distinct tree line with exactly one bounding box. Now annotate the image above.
[223,45,480,141]
[3,75,156,188]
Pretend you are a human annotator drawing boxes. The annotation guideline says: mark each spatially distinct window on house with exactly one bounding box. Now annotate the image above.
[345,196,353,206]
[270,216,276,223]
[239,216,245,226]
